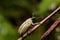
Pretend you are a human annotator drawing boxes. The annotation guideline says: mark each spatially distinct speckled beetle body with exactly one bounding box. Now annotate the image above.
[18,18,34,35]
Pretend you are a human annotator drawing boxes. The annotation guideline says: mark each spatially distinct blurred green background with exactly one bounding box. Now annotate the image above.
[0,0,60,40]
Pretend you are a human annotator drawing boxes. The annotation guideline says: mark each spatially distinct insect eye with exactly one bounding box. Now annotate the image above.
[31,17,36,20]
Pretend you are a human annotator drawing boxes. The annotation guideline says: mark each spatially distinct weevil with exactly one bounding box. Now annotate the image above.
[18,7,60,40]
[18,17,38,35]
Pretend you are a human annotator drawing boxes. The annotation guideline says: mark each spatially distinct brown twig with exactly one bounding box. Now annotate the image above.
[18,7,60,40]
[40,17,60,40]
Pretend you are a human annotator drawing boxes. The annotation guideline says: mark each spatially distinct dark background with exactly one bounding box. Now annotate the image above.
[0,0,60,40]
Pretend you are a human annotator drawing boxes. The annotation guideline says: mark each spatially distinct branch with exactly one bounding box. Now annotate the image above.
[40,17,60,40]
[18,7,60,40]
